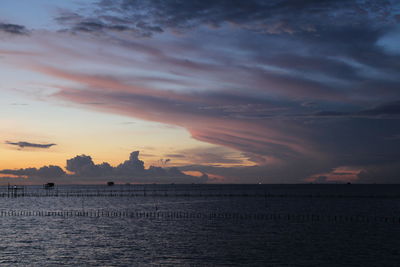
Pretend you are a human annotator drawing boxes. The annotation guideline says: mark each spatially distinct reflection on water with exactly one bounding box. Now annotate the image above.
[0,184,399,266]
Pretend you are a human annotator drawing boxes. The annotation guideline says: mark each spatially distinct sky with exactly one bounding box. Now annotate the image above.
[0,0,400,184]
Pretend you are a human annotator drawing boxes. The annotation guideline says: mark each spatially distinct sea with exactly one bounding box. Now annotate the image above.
[0,184,399,266]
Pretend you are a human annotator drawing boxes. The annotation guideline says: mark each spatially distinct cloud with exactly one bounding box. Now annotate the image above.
[5,141,56,149]
[0,165,65,179]
[0,151,207,184]
[0,168,37,177]
[65,151,150,177]
[115,151,145,175]
[0,23,29,35]
[314,101,400,118]
[359,101,400,117]
[52,83,310,161]
[169,147,248,166]
[2,1,400,184]
[66,154,113,177]
[36,166,66,178]
[55,10,158,37]
[33,62,400,183]
[178,158,333,184]
[55,0,398,37]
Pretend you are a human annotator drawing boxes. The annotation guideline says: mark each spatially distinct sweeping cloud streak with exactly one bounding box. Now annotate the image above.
[1,0,400,183]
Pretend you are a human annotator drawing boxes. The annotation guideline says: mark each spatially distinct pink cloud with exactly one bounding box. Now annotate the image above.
[39,66,317,165]
[306,167,362,183]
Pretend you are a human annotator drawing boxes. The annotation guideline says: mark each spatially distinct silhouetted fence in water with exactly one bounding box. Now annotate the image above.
[2,188,400,199]
[2,184,400,199]
[0,210,399,224]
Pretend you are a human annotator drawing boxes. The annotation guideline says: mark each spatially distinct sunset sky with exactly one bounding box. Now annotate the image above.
[1,0,400,184]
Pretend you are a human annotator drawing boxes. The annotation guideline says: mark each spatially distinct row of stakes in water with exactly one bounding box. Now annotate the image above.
[0,210,398,223]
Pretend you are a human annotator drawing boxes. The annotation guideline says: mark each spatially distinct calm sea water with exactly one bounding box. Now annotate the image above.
[0,184,399,266]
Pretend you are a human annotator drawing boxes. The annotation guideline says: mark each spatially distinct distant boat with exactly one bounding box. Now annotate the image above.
[107,181,114,186]
[44,182,55,189]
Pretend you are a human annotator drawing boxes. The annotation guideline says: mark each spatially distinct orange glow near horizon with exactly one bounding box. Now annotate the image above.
[0,174,27,179]
[182,171,203,177]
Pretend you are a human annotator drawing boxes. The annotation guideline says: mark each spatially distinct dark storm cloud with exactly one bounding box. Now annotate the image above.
[55,0,399,37]
[304,117,400,174]
[39,56,400,182]
[97,0,396,33]
[0,151,207,184]
[55,10,155,36]
[51,82,308,161]
[41,63,392,175]
[0,23,29,35]
[5,141,56,149]
[20,0,400,183]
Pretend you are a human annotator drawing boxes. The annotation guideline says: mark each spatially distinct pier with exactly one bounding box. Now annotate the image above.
[7,185,26,198]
